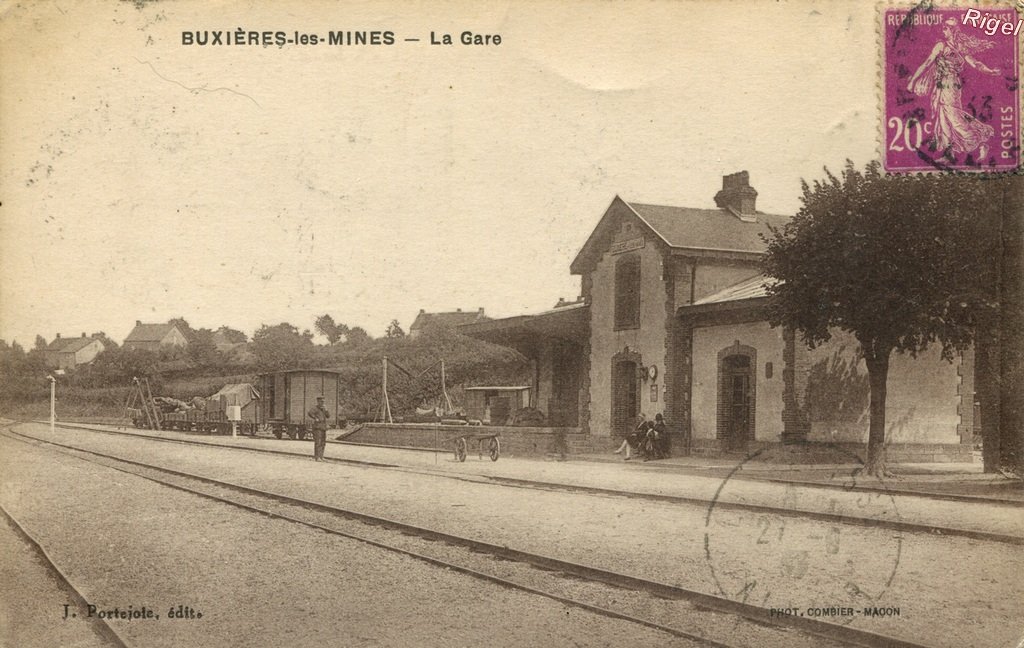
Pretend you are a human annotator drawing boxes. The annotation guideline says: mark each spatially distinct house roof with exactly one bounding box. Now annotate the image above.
[125,322,180,342]
[628,202,790,253]
[692,274,773,306]
[46,338,70,351]
[57,337,103,354]
[47,335,101,353]
[410,309,488,331]
[459,302,588,348]
[570,196,790,274]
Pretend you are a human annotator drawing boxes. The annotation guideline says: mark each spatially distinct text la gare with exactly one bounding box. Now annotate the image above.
[431,31,501,45]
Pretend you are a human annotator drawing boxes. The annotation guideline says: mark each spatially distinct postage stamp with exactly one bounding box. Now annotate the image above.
[881,4,1021,172]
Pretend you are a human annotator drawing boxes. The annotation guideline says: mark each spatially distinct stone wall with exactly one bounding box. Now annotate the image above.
[689,438,973,463]
[344,423,587,458]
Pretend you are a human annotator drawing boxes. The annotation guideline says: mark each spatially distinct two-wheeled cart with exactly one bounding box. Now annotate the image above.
[446,432,500,462]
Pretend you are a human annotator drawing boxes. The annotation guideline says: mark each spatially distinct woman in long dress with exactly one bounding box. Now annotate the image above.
[906,19,1001,161]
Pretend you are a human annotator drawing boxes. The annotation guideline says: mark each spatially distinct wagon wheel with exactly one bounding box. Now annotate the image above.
[488,437,500,462]
[273,429,283,440]
[454,437,467,462]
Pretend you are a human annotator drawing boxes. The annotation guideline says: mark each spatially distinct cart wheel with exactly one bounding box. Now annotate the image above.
[273,429,282,439]
[488,437,500,462]
[454,438,467,462]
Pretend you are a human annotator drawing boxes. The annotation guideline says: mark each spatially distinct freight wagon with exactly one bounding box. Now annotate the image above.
[161,383,260,434]
[131,383,260,435]
[256,369,343,439]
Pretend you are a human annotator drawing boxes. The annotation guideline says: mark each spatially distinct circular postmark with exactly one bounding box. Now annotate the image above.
[703,445,903,625]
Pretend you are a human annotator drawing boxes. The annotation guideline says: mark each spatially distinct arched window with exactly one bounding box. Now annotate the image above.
[614,254,641,329]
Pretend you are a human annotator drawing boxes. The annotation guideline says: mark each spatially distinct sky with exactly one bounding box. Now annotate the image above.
[0,0,880,347]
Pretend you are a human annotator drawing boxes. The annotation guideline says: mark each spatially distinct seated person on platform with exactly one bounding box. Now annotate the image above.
[650,413,669,459]
[614,413,649,461]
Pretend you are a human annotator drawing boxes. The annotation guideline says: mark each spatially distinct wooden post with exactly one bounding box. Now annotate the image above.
[380,357,393,424]
[48,375,55,434]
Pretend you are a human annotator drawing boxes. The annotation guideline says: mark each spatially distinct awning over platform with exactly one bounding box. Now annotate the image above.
[459,303,588,350]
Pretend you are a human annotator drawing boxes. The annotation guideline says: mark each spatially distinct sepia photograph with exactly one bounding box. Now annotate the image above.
[1,1,1022,647]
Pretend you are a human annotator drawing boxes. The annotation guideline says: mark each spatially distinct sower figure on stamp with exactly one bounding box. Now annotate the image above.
[307,396,330,461]
[906,18,1001,161]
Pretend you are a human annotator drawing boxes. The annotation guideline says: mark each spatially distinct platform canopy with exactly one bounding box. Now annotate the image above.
[459,302,588,354]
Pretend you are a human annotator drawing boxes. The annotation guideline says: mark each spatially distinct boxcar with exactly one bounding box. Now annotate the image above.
[256,369,343,439]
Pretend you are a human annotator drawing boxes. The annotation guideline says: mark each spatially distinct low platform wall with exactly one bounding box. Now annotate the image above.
[688,439,974,464]
[343,425,972,464]
[342,423,587,458]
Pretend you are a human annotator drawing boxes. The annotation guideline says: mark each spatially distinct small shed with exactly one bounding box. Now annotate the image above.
[463,386,531,425]
[208,383,260,423]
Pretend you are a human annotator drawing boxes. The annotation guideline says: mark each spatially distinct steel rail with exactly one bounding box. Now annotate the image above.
[0,503,134,648]
[5,428,934,648]
[40,420,1024,507]
[24,422,1024,546]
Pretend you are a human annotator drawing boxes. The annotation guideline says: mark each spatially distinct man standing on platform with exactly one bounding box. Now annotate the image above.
[307,396,330,461]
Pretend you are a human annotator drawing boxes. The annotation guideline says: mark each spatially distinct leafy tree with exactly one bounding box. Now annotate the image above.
[34,334,48,350]
[762,162,995,475]
[216,326,248,344]
[186,327,220,368]
[345,326,371,346]
[385,319,406,339]
[252,323,314,370]
[315,314,350,345]
[87,346,162,386]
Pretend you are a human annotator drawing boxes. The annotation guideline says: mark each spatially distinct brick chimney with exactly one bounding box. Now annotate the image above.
[81,332,86,337]
[714,171,758,221]
[56,333,61,339]
[136,320,142,327]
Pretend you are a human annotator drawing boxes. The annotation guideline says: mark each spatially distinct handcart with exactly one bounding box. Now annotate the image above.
[446,432,500,462]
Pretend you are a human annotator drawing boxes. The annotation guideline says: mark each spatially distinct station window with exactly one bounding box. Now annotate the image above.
[614,254,641,329]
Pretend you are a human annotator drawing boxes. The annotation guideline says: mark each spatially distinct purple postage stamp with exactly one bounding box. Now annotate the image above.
[882,5,1021,173]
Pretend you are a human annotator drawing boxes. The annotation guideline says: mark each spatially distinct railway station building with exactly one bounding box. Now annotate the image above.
[461,172,974,462]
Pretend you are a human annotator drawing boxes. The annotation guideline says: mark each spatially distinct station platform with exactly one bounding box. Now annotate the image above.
[20,417,1021,503]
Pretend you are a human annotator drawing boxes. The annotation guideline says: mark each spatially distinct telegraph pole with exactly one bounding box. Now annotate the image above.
[47,375,56,434]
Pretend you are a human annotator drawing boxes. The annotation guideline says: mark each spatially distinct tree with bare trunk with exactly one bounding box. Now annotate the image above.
[762,161,996,476]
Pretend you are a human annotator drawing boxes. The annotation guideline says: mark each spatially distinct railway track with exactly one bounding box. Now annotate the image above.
[0,503,132,648]
[22,421,1024,547]
[41,420,1024,507]
[4,428,933,648]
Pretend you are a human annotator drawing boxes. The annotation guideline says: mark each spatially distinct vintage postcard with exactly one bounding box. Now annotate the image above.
[1,1,1021,647]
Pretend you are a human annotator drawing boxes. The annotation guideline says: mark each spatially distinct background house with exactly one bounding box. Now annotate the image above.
[409,308,488,338]
[45,333,105,370]
[123,321,189,351]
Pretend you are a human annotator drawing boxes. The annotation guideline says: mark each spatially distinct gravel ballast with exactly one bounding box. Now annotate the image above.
[0,436,705,648]
[9,423,1024,648]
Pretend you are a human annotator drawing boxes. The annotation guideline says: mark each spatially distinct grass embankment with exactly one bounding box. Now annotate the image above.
[1,372,258,424]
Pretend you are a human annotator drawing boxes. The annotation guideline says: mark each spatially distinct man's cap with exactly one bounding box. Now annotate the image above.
[316,396,324,400]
